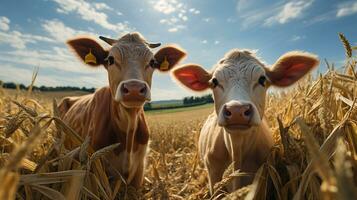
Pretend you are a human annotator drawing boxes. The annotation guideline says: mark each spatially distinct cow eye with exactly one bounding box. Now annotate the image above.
[212,78,219,88]
[107,56,114,65]
[149,59,155,68]
[258,76,266,87]
[148,59,158,68]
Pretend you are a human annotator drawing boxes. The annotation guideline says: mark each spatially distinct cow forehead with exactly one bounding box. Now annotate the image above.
[110,42,153,63]
[214,50,266,82]
[109,32,153,62]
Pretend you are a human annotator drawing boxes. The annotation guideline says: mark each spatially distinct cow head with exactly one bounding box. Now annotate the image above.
[173,50,319,133]
[67,32,186,108]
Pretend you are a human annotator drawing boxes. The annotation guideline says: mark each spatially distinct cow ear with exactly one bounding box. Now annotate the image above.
[67,37,109,67]
[173,64,212,91]
[266,51,319,87]
[154,45,186,72]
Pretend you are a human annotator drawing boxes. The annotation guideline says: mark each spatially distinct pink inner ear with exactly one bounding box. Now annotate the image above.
[286,63,310,74]
[272,63,313,86]
[174,67,210,91]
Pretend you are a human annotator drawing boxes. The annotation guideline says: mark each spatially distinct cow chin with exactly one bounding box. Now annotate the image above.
[120,100,146,108]
[120,93,150,108]
[114,92,149,108]
[223,124,255,134]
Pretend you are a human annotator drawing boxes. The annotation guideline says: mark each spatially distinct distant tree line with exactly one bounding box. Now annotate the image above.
[183,94,213,105]
[144,102,152,110]
[0,81,96,93]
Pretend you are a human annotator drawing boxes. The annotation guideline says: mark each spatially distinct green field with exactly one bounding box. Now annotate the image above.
[146,103,213,114]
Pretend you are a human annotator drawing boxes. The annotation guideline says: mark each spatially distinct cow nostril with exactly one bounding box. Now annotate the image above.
[122,86,129,94]
[243,106,252,117]
[140,86,147,95]
[224,109,232,118]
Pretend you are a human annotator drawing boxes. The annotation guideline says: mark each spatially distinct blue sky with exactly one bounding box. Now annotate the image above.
[0,0,356,100]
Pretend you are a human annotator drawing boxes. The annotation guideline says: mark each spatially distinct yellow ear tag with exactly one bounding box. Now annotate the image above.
[160,56,169,71]
[84,49,97,64]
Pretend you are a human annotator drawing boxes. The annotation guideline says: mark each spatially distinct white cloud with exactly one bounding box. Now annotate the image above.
[42,19,78,42]
[189,8,200,14]
[0,27,108,87]
[160,17,179,25]
[0,18,104,86]
[0,32,27,49]
[0,64,107,88]
[236,0,259,12]
[94,3,112,11]
[0,16,10,31]
[168,25,185,32]
[337,1,357,17]
[214,40,220,45]
[201,40,207,44]
[306,11,334,25]
[235,0,314,28]
[0,65,58,86]
[0,46,105,74]
[168,28,178,32]
[117,11,123,16]
[264,1,313,26]
[203,18,211,22]
[290,35,305,41]
[291,35,301,41]
[42,19,130,48]
[42,19,87,42]
[150,0,199,33]
[0,31,56,49]
[52,0,134,33]
[160,17,186,32]
[0,17,55,49]
[178,13,188,21]
[151,0,177,14]
[0,65,63,86]
[304,1,357,26]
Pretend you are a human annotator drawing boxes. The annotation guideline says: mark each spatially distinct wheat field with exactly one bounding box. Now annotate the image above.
[0,33,357,200]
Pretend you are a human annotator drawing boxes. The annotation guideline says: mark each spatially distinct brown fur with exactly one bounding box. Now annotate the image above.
[60,87,149,186]
[60,32,186,188]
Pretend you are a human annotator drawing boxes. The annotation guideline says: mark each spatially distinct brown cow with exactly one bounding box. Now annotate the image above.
[58,32,186,188]
[173,49,319,194]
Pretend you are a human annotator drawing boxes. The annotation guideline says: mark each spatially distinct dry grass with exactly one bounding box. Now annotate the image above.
[1,34,357,200]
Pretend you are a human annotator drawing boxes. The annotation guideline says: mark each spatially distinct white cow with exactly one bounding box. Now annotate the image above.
[173,49,319,194]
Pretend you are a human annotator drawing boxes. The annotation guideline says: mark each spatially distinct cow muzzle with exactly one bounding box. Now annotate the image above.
[218,101,260,132]
[115,80,151,107]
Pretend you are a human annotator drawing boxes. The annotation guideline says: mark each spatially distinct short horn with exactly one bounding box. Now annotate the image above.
[99,36,117,46]
[146,42,161,48]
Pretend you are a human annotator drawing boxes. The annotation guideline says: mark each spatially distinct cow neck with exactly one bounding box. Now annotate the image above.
[109,99,143,183]
[226,125,261,154]
[224,119,273,170]
[109,98,142,135]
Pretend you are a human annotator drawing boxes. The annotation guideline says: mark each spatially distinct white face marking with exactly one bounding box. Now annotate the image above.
[107,34,155,105]
[211,51,268,131]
